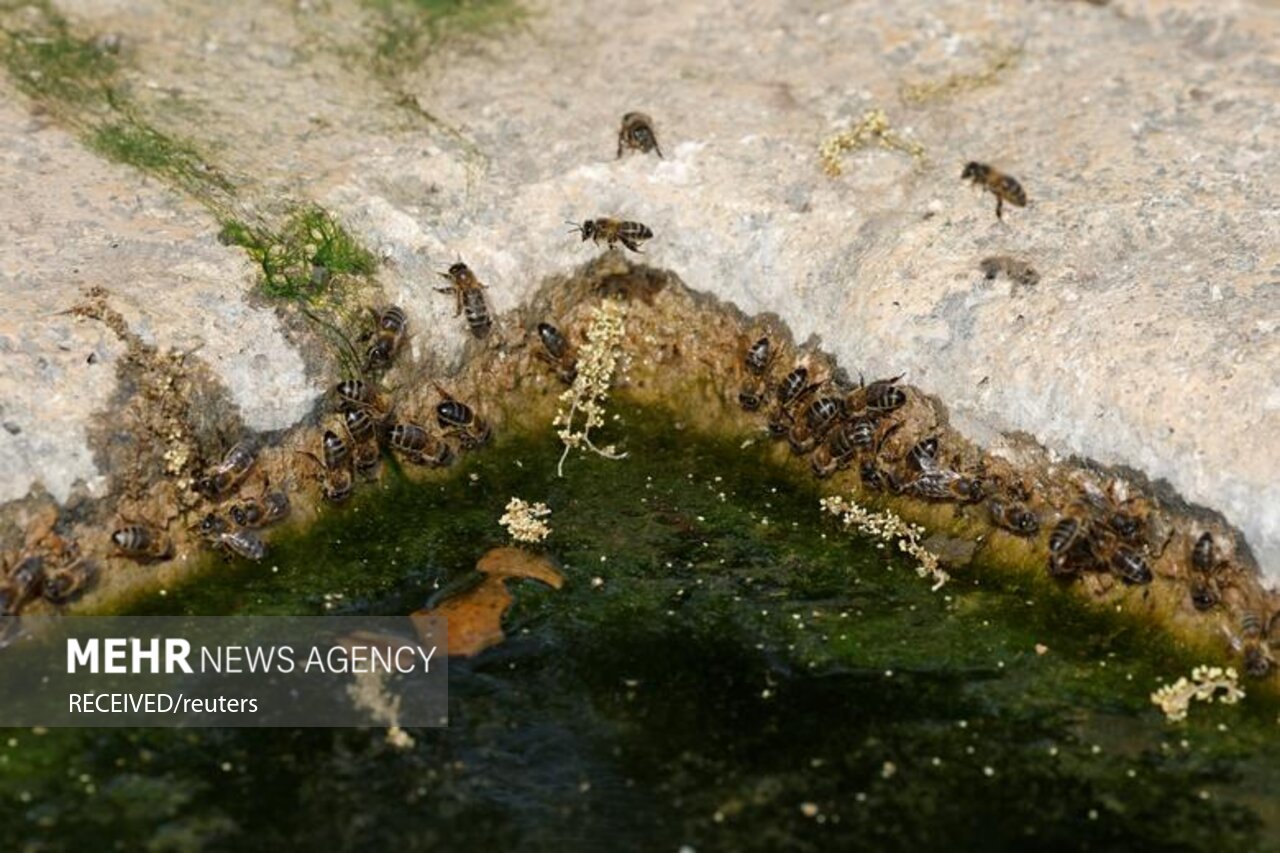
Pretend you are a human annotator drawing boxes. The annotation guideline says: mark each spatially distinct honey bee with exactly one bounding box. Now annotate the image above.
[363,306,408,372]
[230,487,290,529]
[906,435,940,473]
[436,263,492,339]
[1047,516,1088,578]
[988,498,1039,536]
[193,441,257,500]
[1192,532,1218,574]
[1,555,45,615]
[767,365,821,436]
[1189,576,1220,611]
[901,469,984,503]
[536,322,578,384]
[434,384,491,449]
[1107,544,1153,585]
[617,112,662,159]
[198,515,267,562]
[859,459,898,492]
[335,379,380,413]
[788,396,845,455]
[738,379,767,412]
[744,336,776,377]
[863,375,907,415]
[1225,612,1275,678]
[961,161,1027,220]
[42,559,95,604]
[388,421,452,467]
[569,218,653,253]
[111,524,173,562]
[320,429,350,471]
[297,432,354,503]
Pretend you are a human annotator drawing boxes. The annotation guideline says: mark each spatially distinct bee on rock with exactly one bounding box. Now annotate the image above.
[434,384,491,449]
[961,161,1027,220]
[364,306,408,371]
[617,112,663,158]
[536,322,578,384]
[436,262,492,339]
[193,441,256,500]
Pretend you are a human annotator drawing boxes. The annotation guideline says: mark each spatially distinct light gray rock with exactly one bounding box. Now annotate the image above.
[4,0,1277,578]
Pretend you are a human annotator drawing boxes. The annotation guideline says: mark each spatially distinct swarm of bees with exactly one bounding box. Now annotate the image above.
[185,440,280,563]
[1044,480,1154,587]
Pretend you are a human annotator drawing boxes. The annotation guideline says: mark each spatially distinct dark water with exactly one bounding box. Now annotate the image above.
[1,402,1277,852]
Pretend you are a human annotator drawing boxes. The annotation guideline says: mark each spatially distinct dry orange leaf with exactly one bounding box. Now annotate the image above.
[416,547,565,657]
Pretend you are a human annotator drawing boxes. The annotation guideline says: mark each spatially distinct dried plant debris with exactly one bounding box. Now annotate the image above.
[499,498,552,544]
[70,286,242,511]
[819,109,927,177]
[821,495,949,590]
[1151,666,1245,722]
[554,299,629,477]
[900,44,1022,105]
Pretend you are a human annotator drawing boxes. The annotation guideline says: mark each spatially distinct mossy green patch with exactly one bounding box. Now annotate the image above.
[6,401,1277,850]
[0,4,116,107]
[364,0,524,73]
[219,208,376,302]
[89,118,233,201]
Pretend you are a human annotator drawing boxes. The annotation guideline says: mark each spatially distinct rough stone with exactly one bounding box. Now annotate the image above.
[2,0,1277,577]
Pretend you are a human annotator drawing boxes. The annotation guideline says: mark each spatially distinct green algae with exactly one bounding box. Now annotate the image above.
[218,208,377,303]
[2,400,1279,850]
[364,0,525,74]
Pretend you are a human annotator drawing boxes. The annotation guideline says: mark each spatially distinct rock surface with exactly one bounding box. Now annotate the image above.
[1,0,1276,576]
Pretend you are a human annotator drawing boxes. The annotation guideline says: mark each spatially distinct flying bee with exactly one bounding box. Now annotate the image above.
[788,396,845,455]
[434,384,491,449]
[617,112,662,158]
[388,422,452,467]
[111,524,173,562]
[436,263,492,339]
[906,435,940,473]
[901,469,984,503]
[536,322,578,384]
[569,218,653,253]
[192,441,256,500]
[1047,516,1089,578]
[230,488,290,529]
[988,498,1039,536]
[961,161,1027,220]
[364,305,408,371]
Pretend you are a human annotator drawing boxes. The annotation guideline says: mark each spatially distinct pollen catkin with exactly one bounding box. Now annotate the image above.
[820,494,948,590]
[553,300,628,477]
